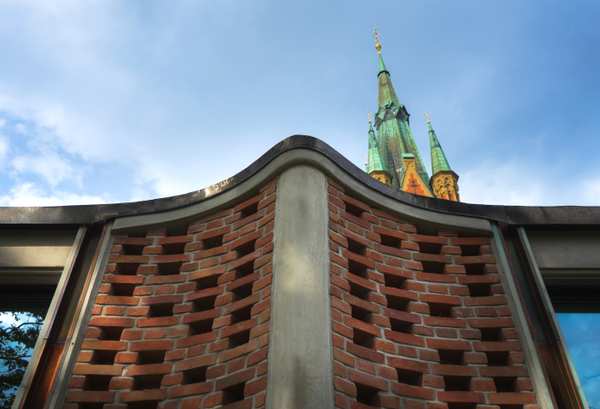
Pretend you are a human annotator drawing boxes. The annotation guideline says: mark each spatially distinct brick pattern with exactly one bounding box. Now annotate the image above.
[65,181,275,409]
[328,182,539,409]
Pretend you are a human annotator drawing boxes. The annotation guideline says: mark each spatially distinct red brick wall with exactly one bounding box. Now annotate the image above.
[328,182,539,409]
[65,181,275,409]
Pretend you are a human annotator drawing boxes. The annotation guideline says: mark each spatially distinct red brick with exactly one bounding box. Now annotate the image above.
[81,340,126,350]
[125,363,172,376]
[488,392,537,404]
[137,316,179,327]
[215,368,255,390]
[245,376,267,396]
[431,364,477,377]
[426,338,470,350]
[437,391,484,403]
[384,330,425,347]
[174,355,217,372]
[420,293,461,305]
[142,294,183,305]
[120,389,166,402]
[89,317,133,328]
[66,390,114,402]
[387,357,426,372]
[73,364,123,376]
[129,340,173,351]
[347,343,385,363]
[349,369,387,390]
[335,376,357,396]
[168,383,211,398]
[391,383,435,400]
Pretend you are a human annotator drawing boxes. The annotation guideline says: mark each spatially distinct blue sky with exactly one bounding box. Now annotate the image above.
[0,0,599,206]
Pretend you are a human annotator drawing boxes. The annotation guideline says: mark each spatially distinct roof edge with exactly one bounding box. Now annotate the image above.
[0,135,598,226]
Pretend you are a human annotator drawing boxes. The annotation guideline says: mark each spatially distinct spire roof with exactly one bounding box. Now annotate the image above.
[426,113,453,175]
[373,30,400,112]
[371,30,429,188]
[366,114,387,174]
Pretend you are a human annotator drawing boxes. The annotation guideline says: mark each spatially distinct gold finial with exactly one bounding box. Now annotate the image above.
[373,28,382,53]
[424,112,432,124]
[368,112,373,124]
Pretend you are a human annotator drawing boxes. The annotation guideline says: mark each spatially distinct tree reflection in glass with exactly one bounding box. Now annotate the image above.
[0,312,43,409]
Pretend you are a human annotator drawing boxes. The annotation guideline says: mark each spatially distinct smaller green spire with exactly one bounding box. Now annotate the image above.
[426,113,452,175]
[367,113,386,174]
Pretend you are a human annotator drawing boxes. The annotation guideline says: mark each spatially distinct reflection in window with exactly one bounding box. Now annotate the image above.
[0,283,55,409]
[557,313,600,408]
[0,312,43,409]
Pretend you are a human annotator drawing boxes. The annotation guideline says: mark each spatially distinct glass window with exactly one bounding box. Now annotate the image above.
[0,285,55,409]
[557,313,600,408]
[0,312,43,409]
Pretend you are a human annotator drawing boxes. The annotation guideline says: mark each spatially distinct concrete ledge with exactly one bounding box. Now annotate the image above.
[113,150,491,233]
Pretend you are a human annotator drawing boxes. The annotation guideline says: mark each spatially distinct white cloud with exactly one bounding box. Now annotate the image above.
[14,123,26,134]
[0,182,105,206]
[11,151,78,187]
[460,160,547,205]
[582,178,600,203]
[0,136,8,160]
[460,160,600,206]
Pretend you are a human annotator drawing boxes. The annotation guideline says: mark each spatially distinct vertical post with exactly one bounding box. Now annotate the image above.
[46,222,113,409]
[491,224,555,409]
[13,227,87,409]
[267,165,334,409]
[517,227,589,409]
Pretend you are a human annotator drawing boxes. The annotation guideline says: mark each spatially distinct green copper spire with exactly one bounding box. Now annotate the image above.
[372,30,430,188]
[426,113,452,175]
[373,29,400,112]
[367,114,386,174]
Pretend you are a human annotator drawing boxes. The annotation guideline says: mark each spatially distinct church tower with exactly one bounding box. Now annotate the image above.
[427,113,460,201]
[366,31,459,202]
[366,113,392,185]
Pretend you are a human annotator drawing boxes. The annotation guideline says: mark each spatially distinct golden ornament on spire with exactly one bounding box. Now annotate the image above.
[424,112,432,124]
[368,112,373,124]
[373,28,382,53]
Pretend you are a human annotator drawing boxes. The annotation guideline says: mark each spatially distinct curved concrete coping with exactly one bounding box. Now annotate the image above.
[113,148,491,233]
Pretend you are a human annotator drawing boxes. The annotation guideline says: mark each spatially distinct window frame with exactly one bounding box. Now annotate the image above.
[516,226,592,409]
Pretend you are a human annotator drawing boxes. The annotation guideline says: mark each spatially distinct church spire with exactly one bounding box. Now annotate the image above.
[426,114,460,201]
[373,29,401,114]
[366,113,391,186]
[427,113,452,175]
[363,31,460,201]
[371,30,431,195]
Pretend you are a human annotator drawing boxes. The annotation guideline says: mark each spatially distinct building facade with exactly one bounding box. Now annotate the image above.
[366,32,459,202]
[1,32,598,409]
[1,136,598,409]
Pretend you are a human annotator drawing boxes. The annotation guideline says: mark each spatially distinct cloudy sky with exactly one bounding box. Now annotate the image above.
[0,0,599,206]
